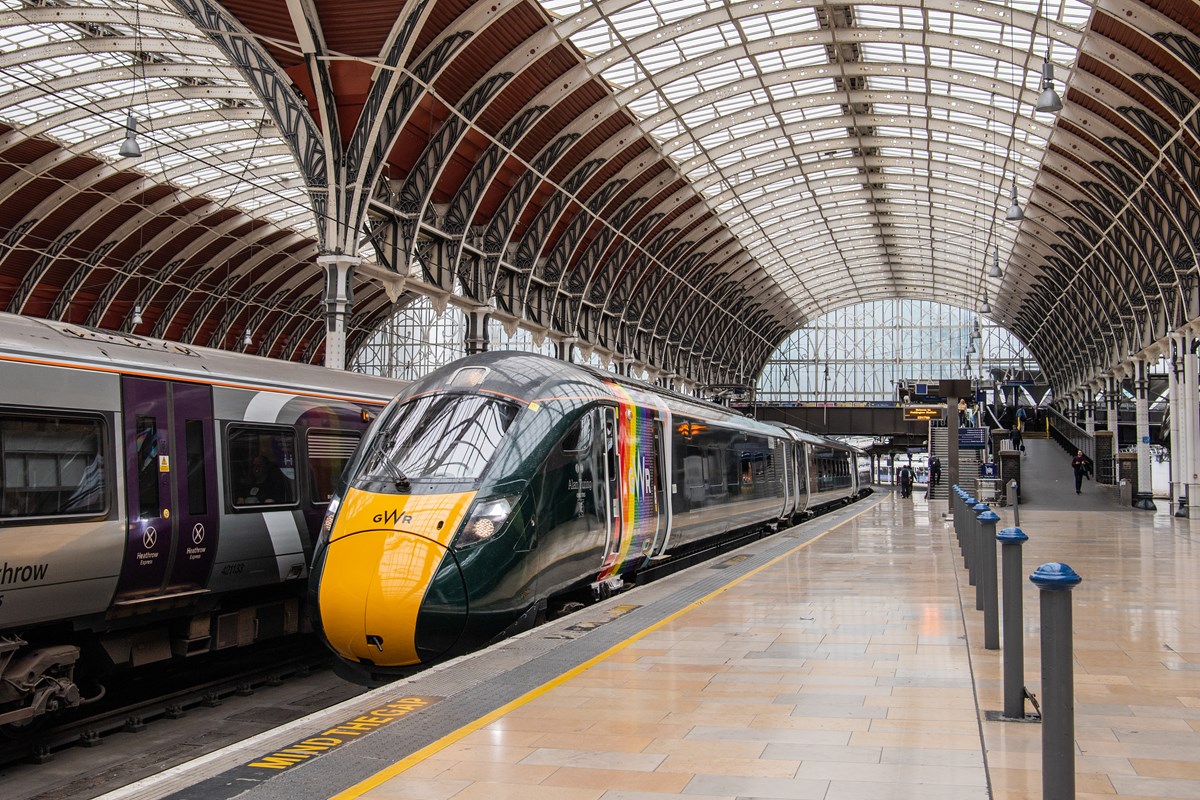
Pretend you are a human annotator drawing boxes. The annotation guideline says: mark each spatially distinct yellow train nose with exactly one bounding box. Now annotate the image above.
[319,528,463,666]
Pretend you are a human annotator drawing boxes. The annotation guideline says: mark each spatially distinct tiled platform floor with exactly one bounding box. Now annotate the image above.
[340,448,1200,800]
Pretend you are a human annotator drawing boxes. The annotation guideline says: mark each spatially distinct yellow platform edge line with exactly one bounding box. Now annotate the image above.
[331,494,884,800]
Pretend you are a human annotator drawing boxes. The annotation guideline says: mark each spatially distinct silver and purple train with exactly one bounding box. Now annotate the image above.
[0,312,398,726]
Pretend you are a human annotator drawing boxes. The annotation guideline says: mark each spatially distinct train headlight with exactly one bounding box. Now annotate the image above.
[456,496,516,548]
[318,496,342,545]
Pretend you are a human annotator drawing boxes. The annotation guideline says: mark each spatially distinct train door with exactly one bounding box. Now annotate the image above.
[115,377,218,601]
[599,403,664,576]
[644,420,667,555]
[600,406,620,567]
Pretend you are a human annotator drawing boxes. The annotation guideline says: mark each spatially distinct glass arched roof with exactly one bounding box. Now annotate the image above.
[542,0,1091,323]
[0,0,311,234]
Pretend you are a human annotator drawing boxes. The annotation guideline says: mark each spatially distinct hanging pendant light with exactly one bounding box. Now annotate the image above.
[989,246,1003,278]
[979,288,992,315]
[1036,57,1063,113]
[1005,179,1024,221]
[119,112,142,158]
[243,330,253,348]
[131,304,143,326]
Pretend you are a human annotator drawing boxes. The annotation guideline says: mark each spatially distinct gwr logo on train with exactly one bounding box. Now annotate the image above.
[373,509,413,526]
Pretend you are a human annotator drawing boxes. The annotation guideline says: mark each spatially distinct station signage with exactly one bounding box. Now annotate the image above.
[904,405,943,421]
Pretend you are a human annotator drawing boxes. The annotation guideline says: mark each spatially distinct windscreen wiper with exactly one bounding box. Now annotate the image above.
[364,428,412,493]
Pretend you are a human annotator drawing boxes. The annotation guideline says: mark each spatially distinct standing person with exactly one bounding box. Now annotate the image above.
[1015,404,1027,431]
[897,462,914,498]
[958,397,967,427]
[1072,450,1090,494]
[929,455,942,486]
[1010,423,1023,455]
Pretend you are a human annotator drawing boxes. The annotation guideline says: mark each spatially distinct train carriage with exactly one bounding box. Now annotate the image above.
[311,351,866,683]
[0,312,399,726]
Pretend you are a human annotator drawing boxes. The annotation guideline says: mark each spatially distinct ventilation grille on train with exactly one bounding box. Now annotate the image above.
[308,432,361,459]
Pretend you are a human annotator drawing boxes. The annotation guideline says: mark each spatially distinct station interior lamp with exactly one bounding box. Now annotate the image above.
[1036,57,1063,113]
[978,288,992,315]
[1006,179,1024,222]
[989,247,1003,278]
[119,112,141,158]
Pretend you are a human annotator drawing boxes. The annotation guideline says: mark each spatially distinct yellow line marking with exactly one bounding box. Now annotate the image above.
[332,494,882,800]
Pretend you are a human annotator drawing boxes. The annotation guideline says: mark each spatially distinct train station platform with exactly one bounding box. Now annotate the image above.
[99,469,1200,800]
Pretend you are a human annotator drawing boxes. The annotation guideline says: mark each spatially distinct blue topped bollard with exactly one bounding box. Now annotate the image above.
[997,527,1030,719]
[977,510,1000,649]
[969,501,989,589]
[1031,562,1083,800]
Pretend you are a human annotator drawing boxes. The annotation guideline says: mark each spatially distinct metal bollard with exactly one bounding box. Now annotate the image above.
[1030,562,1083,800]
[977,510,1000,649]
[1007,479,1019,528]
[970,501,989,592]
[998,527,1029,719]
[953,487,965,547]
[960,492,975,561]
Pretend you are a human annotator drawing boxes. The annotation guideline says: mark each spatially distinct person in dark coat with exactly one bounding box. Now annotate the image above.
[1010,424,1023,454]
[239,454,290,504]
[1071,450,1090,494]
[896,463,915,498]
[928,455,941,486]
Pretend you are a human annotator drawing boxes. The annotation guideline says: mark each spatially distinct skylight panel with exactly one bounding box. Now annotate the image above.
[712,90,760,116]
[654,0,713,26]
[855,6,901,28]
[575,20,623,55]
[629,90,668,116]
[869,75,919,93]
[769,76,838,101]
[953,13,1001,42]
[756,45,828,73]
[602,59,643,88]
[740,14,773,40]
[859,41,904,63]
[728,115,771,139]
[762,7,821,35]
[654,118,688,141]
[679,104,717,127]
[744,136,789,158]
[609,2,667,39]
[639,41,688,72]
[676,20,737,56]
[540,0,587,16]
[660,73,701,103]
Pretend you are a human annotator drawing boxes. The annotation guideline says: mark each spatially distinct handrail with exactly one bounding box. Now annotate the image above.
[1047,406,1094,462]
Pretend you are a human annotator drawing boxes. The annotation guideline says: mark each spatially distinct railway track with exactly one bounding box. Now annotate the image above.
[1,636,338,769]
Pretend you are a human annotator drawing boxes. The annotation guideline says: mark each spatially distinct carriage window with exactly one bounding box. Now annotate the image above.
[227,425,297,509]
[307,430,361,504]
[185,419,207,515]
[562,410,595,453]
[1,413,107,520]
[135,415,159,518]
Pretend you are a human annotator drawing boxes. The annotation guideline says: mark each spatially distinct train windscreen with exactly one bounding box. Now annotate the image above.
[357,393,519,488]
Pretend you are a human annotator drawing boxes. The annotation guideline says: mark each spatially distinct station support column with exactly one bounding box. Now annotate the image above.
[464,307,492,355]
[1184,338,1200,517]
[1106,374,1119,434]
[319,254,358,370]
[1084,386,1095,436]
[1133,358,1155,510]
[1169,336,1182,513]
